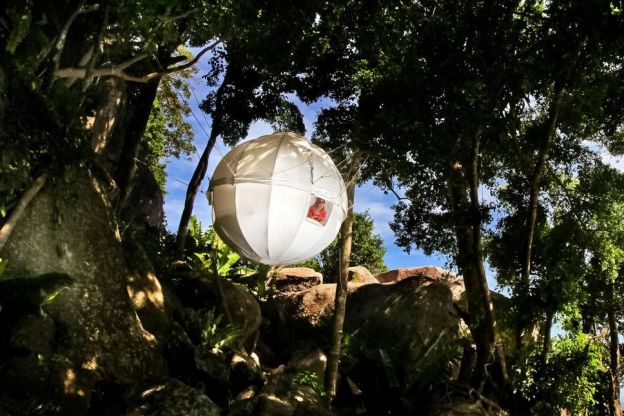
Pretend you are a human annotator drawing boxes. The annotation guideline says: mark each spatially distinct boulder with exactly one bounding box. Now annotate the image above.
[287,349,328,381]
[128,379,220,416]
[275,267,323,292]
[343,276,463,410]
[276,283,364,329]
[348,266,379,284]
[194,345,229,382]
[229,352,264,396]
[0,169,167,412]
[374,266,456,284]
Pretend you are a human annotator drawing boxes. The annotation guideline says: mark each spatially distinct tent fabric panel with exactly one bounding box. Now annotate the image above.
[212,184,257,261]
[235,182,272,261]
[267,185,310,261]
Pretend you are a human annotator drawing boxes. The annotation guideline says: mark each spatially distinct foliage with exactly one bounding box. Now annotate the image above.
[186,216,257,278]
[519,333,605,415]
[290,371,327,398]
[316,211,387,280]
[141,46,197,191]
[199,308,244,350]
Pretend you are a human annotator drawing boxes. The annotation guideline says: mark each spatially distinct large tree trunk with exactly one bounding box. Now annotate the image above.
[325,155,358,397]
[175,126,220,258]
[447,133,503,389]
[608,282,622,416]
[115,79,160,212]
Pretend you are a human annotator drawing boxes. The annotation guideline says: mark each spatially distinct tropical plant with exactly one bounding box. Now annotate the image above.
[199,308,244,350]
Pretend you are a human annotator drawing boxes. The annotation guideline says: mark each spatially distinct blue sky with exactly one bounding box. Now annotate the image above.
[161,54,449,273]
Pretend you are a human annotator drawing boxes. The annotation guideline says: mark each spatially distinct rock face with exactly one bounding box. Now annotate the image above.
[275,267,323,292]
[345,275,462,363]
[343,276,463,412]
[374,266,456,284]
[0,170,167,412]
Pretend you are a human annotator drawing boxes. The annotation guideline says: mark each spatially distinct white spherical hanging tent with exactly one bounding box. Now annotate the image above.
[208,132,347,265]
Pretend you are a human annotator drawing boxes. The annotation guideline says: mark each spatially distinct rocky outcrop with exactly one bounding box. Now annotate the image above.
[374,265,456,284]
[275,267,323,292]
[0,169,167,413]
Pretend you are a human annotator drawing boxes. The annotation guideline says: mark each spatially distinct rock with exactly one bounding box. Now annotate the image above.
[263,367,333,416]
[276,267,323,292]
[129,379,220,416]
[0,169,167,411]
[229,352,264,396]
[228,396,259,416]
[227,364,335,416]
[374,266,457,284]
[343,276,463,408]
[287,349,327,381]
[348,266,379,284]
[255,394,296,416]
[276,283,363,329]
[194,345,228,382]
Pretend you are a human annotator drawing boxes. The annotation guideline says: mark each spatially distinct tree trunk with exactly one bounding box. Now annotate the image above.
[608,282,622,416]
[175,73,229,258]
[447,132,503,389]
[448,161,494,387]
[515,88,563,347]
[115,79,160,212]
[539,309,554,367]
[175,126,220,258]
[325,155,358,397]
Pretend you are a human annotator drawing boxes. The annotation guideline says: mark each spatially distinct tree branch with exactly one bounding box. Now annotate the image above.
[386,186,409,201]
[0,175,47,253]
[40,2,101,68]
[54,40,221,83]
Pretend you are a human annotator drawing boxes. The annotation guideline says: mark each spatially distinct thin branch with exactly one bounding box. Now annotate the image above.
[0,174,47,252]
[387,186,410,202]
[54,40,221,83]
[119,52,149,70]
[51,3,102,70]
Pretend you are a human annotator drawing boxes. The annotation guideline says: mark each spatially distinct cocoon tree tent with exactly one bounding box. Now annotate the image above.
[209,132,347,265]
